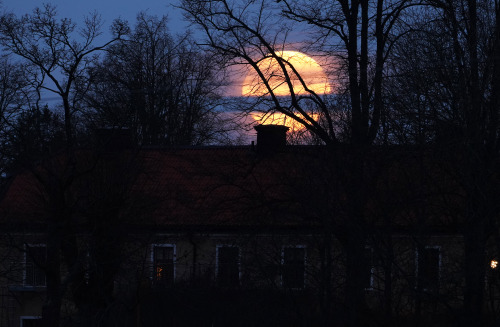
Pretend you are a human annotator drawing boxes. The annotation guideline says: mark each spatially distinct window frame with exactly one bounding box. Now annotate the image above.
[215,244,241,287]
[20,316,42,327]
[23,244,46,287]
[416,245,441,291]
[151,244,176,285]
[364,246,375,290]
[281,245,307,289]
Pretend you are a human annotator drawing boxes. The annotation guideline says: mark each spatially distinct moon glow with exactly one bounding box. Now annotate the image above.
[251,112,320,131]
[242,51,332,97]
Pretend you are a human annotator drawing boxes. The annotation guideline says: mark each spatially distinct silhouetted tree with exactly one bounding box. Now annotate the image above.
[0,57,35,175]
[180,0,421,326]
[3,106,65,168]
[84,13,232,146]
[0,5,129,326]
[386,1,500,325]
[0,4,128,148]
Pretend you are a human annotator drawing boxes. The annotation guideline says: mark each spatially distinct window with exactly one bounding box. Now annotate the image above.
[282,246,306,289]
[417,246,440,291]
[24,245,46,287]
[152,245,175,286]
[21,316,42,327]
[216,246,240,287]
[364,247,374,290]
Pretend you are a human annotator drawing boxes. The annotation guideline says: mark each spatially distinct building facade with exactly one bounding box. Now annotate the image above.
[0,126,498,326]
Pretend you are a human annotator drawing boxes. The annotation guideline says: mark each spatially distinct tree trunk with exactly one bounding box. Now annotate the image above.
[345,239,368,327]
[62,94,73,149]
[463,224,486,327]
[319,234,333,327]
[342,147,369,327]
[462,1,487,325]
[42,222,62,327]
[462,159,490,327]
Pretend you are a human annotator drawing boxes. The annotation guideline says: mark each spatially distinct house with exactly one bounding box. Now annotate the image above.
[0,125,496,327]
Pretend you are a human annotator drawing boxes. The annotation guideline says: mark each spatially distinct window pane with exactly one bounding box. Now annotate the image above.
[22,318,42,327]
[25,246,46,287]
[283,247,305,289]
[153,246,174,285]
[418,248,440,290]
[217,247,239,287]
[364,247,373,289]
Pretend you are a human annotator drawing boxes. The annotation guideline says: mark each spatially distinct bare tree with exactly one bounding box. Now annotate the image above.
[386,1,500,325]
[84,13,232,146]
[0,4,128,148]
[0,6,130,326]
[180,0,420,325]
[0,57,35,175]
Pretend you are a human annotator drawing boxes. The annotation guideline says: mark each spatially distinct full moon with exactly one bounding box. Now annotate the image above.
[242,51,332,97]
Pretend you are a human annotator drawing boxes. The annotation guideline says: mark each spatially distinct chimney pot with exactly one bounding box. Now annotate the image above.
[254,124,289,153]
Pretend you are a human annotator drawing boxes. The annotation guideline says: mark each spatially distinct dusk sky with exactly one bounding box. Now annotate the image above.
[2,0,189,35]
[0,0,209,102]
[1,0,333,140]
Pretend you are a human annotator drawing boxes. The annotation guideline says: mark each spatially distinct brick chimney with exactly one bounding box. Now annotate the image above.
[254,124,289,153]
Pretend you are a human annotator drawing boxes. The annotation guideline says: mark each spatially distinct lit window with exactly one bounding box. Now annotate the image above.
[417,247,440,291]
[216,246,240,287]
[24,245,46,287]
[282,246,306,289]
[152,245,175,286]
[491,260,498,269]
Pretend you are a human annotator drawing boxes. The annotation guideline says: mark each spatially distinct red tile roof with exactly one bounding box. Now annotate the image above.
[0,146,322,230]
[0,145,471,233]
